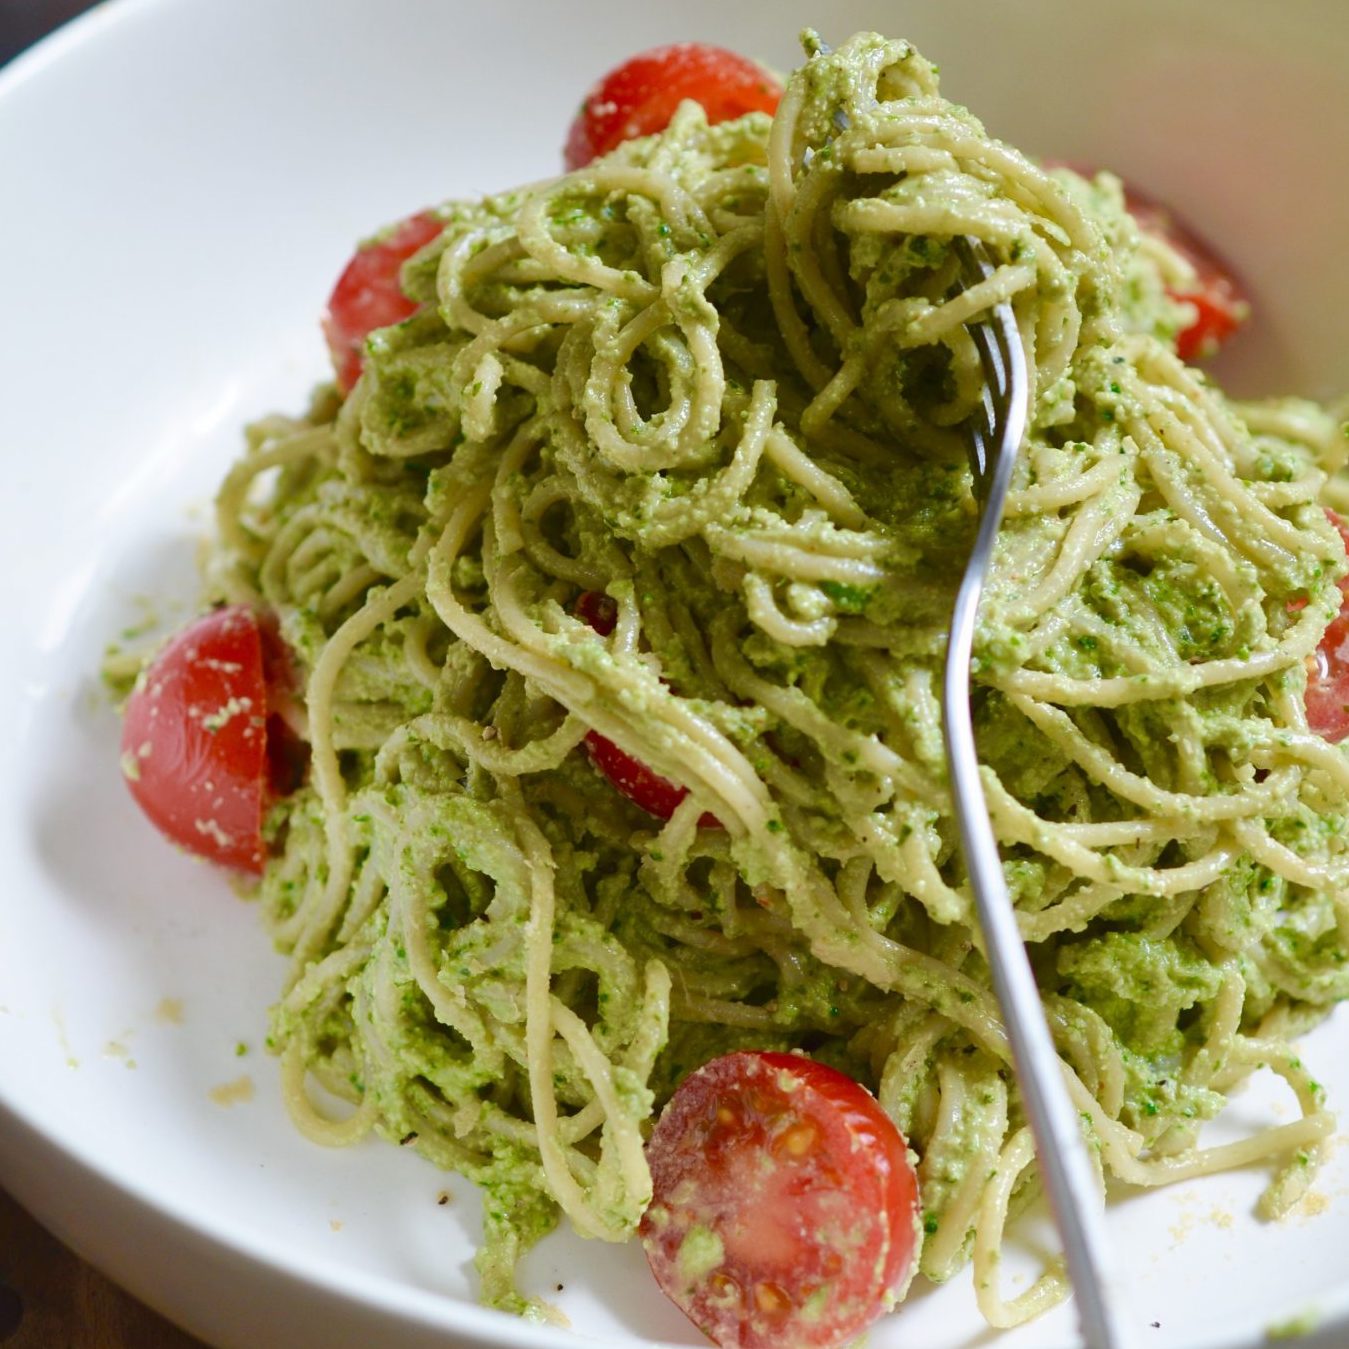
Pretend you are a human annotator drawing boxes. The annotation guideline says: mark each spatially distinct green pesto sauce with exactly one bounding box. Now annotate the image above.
[174,25,1349,1323]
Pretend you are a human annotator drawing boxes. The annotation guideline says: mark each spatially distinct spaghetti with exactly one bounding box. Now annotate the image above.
[197,30,1349,1327]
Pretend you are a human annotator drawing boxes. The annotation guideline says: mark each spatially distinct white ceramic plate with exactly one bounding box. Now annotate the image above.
[3,1,1349,1346]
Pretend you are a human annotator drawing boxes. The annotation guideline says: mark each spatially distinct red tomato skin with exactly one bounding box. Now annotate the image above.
[574,592,718,825]
[575,589,618,636]
[322,210,443,393]
[1120,186,1248,361]
[1173,286,1244,362]
[120,606,272,875]
[640,1051,920,1349]
[1305,511,1349,742]
[584,728,698,821]
[564,43,782,171]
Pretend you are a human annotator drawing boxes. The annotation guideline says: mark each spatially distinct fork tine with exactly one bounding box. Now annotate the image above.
[953,238,1019,495]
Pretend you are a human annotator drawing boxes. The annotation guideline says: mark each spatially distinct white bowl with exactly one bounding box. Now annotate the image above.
[3,1,1348,1346]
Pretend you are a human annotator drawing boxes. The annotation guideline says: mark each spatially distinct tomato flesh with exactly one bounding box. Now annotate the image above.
[574,592,717,825]
[576,589,619,637]
[564,42,782,171]
[641,1051,919,1349]
[584,731,703,822]
[1305,511,1349,742]
[1120,185,1248,361]
[120,606,279,874]
[322,210,443,393]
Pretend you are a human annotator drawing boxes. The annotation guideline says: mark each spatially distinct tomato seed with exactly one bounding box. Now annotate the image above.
[708,1273,743,1306]
[754,1281,793,1316]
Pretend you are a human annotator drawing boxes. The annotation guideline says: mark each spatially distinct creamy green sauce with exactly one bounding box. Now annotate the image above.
[166,27,1349,1326]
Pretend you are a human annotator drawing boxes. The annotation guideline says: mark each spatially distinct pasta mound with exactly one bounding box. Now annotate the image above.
[202,31,1349,1324]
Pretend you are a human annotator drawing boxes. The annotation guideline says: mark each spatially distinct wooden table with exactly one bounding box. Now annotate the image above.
[0,0,98,66]
[0,1186,205,1348]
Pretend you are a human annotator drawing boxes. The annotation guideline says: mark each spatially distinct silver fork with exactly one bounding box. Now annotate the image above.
[942,237,1137,1349]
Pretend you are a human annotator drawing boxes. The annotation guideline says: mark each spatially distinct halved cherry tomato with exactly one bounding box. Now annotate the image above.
[1120,185,1248,361]
[322,210,443,393]
[641,1051,920,1349]
[564,43,782,171]
[1305,511,1349,742]
[120,606,295,875]
[585,731,703,822]
[575,592,717,825]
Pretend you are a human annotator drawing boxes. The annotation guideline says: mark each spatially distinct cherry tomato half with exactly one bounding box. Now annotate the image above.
[574,592,717,825]
[120,606,293,875]
[322,210,443,393]
[641,1051,920,1349]
[564,42,782,171]
[585,730,705,822]
[1305,511,1349,742]
[1121,184,1248,361]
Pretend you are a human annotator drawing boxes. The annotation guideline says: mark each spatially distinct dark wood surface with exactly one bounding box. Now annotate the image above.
[1,9,211,1340]
[0,0,95,67]
[0,1186,206,1347]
